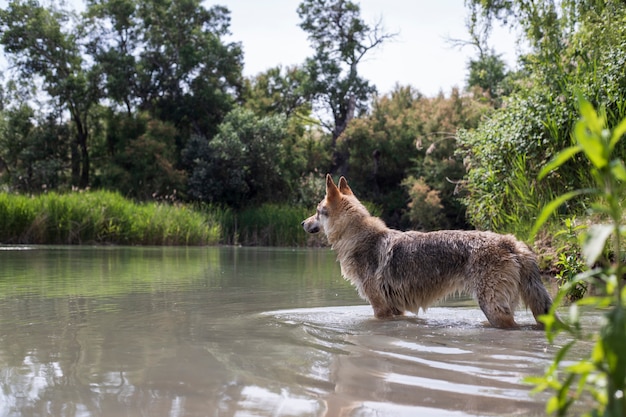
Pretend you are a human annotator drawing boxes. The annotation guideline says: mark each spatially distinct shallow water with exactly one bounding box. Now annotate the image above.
[0,246,598,416]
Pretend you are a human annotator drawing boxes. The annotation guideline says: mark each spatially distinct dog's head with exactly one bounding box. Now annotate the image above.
[301,174,364,236]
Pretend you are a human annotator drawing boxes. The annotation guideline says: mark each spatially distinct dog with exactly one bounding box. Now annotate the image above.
[301,174,555,329]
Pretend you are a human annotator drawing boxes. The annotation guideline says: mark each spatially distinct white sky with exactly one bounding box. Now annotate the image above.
[221,0,522,96]
[0,0,521,98]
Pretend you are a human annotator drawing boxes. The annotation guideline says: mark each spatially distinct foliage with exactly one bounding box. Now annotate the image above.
[552,217,589,302]
[297,0,395,150]
[466,50,515,107]
[216,203,313,247]
[0,190,220,245]
[527,98,626,416]
[242,65,312,120]
[402,175,445,230]
[86,0,243,139]
[459,0,626,233]
[93,112,186,200]
[0,0,244,197]
[0,104,71,192]
[183,108,290,208]
[292,172,327,208]
[0,0,99,187]
[340,85,492,228]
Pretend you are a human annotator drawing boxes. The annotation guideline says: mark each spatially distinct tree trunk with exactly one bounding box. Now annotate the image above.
[72,110,90,188]
[79,132,90,188]
[71,140,80,187]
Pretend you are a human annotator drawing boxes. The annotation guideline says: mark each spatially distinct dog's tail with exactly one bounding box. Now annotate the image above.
[517,245,554,328]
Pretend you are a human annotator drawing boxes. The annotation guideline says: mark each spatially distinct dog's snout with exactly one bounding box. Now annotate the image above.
[302,217,320,234]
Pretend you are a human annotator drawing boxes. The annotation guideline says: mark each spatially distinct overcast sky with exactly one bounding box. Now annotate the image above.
[0,0,521,98]
[222,0,521,96]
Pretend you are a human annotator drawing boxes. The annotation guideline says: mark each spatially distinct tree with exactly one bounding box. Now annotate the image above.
[85,0,140,115]
[86,0,244,139]
[183,108,289,208]
[458,1,626,232]
[94,112,186,200]
[0,104,70,192]
[297,0,395,164]
[242,65,312,119]
[340,85,491,229]
[0,0,100,188]
[466,51,512,106]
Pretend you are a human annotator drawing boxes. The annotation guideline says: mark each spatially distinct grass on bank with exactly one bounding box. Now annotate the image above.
[0,191,321,246]
[214,203,318,247]
[0,190,220,245]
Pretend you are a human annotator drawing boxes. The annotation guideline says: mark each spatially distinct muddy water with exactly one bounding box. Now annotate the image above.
[0,246,597,417]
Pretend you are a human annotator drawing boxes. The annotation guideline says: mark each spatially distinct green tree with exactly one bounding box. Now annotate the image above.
[466,50,513,106]
[85,0,139,115]
[0,104,70,192]
[183,108,289,208]
[94,112,186,200]
[242,65,312,120]
[0,0,100,188]
[458,1,626,233]
[340,86,491,229]
[297,0,395,160]
[86,0,244,138]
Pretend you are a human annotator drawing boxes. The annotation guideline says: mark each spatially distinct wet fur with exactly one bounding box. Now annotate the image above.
[302,174,554,329]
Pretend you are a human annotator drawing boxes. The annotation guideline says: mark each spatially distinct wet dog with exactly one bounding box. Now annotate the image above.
[302,174,554,329]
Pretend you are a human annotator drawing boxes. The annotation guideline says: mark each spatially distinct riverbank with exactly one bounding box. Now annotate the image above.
[0,191,220,245]
[0,191,320,246]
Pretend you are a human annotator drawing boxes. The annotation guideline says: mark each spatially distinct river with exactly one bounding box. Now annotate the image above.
[0,246,596,416]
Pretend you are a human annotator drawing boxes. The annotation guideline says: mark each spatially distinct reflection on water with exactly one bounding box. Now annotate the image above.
[0,246,595,416]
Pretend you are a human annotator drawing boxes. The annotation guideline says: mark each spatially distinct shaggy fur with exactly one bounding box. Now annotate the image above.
[301,174,554,329]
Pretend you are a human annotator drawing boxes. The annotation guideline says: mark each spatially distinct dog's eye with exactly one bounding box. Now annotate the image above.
[319,207,328,217]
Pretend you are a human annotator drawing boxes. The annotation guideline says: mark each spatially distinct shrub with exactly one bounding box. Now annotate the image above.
[528,99,626,416]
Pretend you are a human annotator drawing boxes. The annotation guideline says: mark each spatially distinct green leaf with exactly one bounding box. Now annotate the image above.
[609,115,626,151]
[565,360,595,375]
[575,119,607,169]
[610,159,626,182]
[578,96,604,136]
[546,396,559,414]
[581,224,613,266]
[529,189,590,240]
[605,274,618,295]
[538,145,582,180]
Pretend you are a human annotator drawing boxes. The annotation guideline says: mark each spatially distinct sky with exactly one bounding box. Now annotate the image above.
[0,0,521,98]
[221,0,522,97]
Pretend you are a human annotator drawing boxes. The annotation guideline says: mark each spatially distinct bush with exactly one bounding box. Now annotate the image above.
[402,175,445,230]
[457,7,626,233]
[528,99,626,416]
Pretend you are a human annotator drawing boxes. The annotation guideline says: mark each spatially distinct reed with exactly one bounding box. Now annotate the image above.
[0,190,220,245]
[217,203,314,246]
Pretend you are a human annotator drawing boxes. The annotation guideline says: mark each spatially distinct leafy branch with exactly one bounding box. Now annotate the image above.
[528,96,626,416]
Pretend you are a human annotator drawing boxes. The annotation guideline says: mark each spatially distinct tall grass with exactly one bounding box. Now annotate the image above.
[0,191,324,246]
[0,190,220,245]
[216,203,316,246]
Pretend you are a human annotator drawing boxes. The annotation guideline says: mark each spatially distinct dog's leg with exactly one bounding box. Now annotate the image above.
[477,298,518,329]
[371,300,403,319]
[373,307,403,319]
[475,280,519,329]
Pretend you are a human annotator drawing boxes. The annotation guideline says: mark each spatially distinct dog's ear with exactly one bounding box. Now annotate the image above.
[338,176,353,195]
[326,174,340,201]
